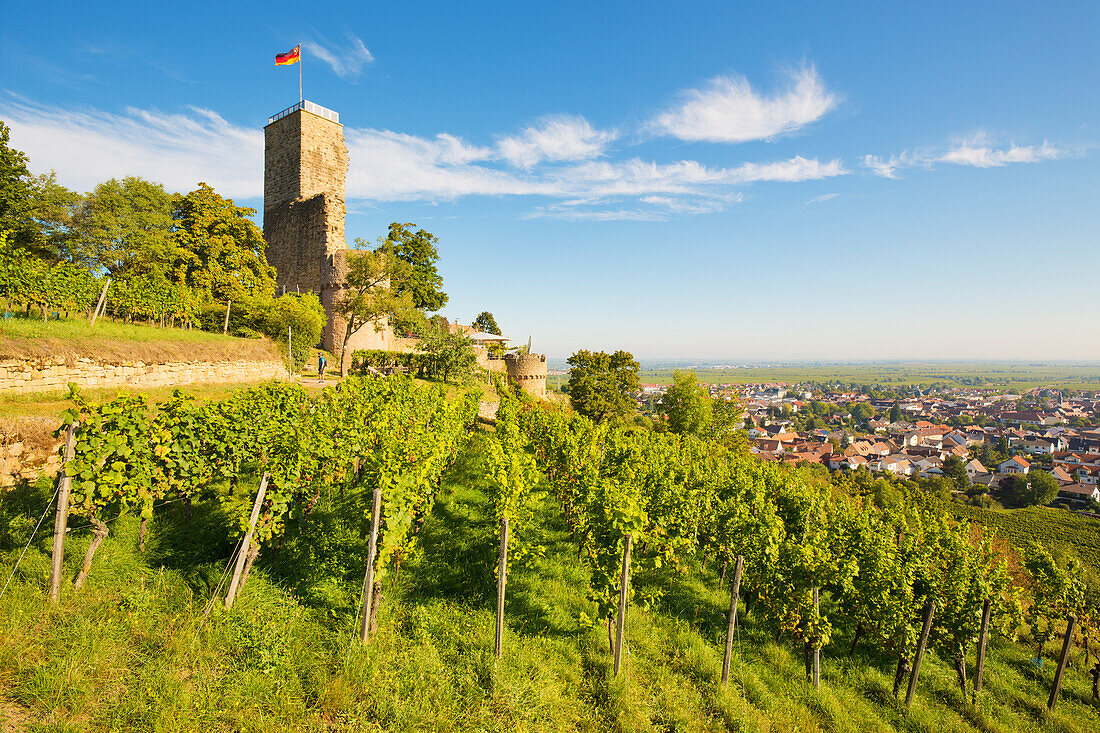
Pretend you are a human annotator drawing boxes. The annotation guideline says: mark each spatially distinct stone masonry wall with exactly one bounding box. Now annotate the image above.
[0,358,287,395]
[505,353,548,398]
[263,108,349,295]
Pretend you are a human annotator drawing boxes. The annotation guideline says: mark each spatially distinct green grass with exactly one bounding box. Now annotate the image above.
[0,314,244,345]
[2,440,1099,732]
[0,313,279,365]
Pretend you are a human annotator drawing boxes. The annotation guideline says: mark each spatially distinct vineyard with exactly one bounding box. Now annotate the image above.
[1,376,1099,732]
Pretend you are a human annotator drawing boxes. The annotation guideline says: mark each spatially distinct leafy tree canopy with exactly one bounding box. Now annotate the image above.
[72,176,176,277]
[472,311,502,336]
[565,349,640,423]
[334,242,416,376]
[384,222,447,312]
[658,369,711,436]
[1000,471,1060,508]
[0,122,33,240]
[170,183,275,302]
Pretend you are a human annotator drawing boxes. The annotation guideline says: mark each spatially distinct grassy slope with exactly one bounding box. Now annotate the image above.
[0,315,279,364]
[1,438,1099,732]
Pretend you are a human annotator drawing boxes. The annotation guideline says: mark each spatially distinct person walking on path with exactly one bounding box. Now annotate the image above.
[318,353,327,382]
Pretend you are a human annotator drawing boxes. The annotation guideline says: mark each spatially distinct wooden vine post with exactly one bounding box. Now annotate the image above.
[224,472,269,610]
[47,422,79,604]
[613,533,633,676]
[89,278,110,326]
[1048,614,1077,712]
[721,555,744,688]
[359,487,383,643]
[222,300,231,335]
[495,517,509,657]
[973,598,992,701]
[811,587,821,690]
[905,601,936,707]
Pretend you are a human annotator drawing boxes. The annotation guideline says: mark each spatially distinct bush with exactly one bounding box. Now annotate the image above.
[351,349,429,375]
[197,293,325,371]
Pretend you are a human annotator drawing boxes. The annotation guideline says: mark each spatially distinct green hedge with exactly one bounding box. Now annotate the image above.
[351,349,430,376]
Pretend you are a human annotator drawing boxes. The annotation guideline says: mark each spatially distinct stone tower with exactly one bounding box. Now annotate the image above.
[263,101,392,360]
[505,352,548,398]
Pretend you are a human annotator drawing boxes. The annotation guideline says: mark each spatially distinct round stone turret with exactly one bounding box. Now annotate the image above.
[505,353,547,398]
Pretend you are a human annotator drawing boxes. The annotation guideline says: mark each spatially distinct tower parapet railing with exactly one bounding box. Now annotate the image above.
[268,100,340,125]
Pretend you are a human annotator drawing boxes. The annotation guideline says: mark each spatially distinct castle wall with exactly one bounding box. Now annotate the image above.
[263,103,396,355]
[505,353,548,398]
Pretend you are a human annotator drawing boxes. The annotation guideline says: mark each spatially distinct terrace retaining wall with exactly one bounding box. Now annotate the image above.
[0,357,287,395]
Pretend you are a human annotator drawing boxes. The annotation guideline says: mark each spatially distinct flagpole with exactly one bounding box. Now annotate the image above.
[299,43,303,102]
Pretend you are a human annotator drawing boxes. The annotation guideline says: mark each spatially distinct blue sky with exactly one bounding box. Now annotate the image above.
[3,1,1098,360]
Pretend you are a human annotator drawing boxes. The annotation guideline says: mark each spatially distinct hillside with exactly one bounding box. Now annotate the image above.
[2,434,1098,732]
[0,316,280,364]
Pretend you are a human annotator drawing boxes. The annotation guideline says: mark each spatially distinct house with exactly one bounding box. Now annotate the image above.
[965,459,989,480]
[1051,466,1075,484]
[998,456,1031,475]
[1021,437,1056,455]
[1057,483,1100,505]
[1073,465,1099,486]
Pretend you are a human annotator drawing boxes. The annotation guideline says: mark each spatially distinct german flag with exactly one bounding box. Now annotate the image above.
[275,45,300,66]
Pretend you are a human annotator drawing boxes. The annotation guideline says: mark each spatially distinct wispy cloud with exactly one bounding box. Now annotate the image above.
[645,65,838,144]
[939,132,1061,168]
[496,115,616,169]
[805,193,839,204]
[303,32,375,80]
[0,98,842,221]
[0,97,262,196]
[864,131,1065,178]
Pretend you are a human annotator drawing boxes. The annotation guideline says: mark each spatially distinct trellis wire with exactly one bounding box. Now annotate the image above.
[0,484,59,601]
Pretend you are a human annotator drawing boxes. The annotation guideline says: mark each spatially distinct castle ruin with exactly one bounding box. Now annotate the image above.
[263,100,548,396]
[263,101,393,360]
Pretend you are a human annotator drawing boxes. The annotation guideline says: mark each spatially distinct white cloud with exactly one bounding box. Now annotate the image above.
[865,132,1065,178]
[805,193,839,204]
[862,154,900,179]
[646,66,838,143]
[303,33,375,80]
[939,132,1060,167]
[0,98,846,221]
[497,114,616,168]
[0,98,263,196]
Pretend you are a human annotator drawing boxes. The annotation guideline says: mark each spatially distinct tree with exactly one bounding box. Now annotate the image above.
[22,171,82,260]
[658,369,711,436]
[851,402,874,422]
[71,177,176,277]
[170,183,275,302]
[266,293,325,371]
[416,321,477,383]
[1001,471,1060,508]
[565,349,640,423]
[0,122,33,241]
[888,403,902,422]
[711,398,746,447]
[384,222,447,312]
[332,246,415,377]
[942,455,969,490]
[472,311,502,335]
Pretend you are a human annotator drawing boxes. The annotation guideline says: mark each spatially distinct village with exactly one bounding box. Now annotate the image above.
[639,381,1100,509]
